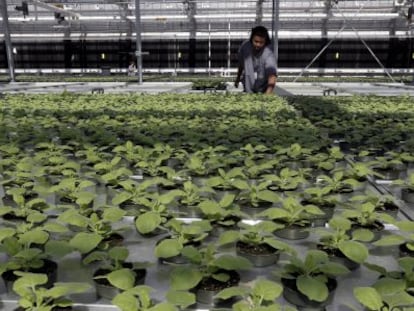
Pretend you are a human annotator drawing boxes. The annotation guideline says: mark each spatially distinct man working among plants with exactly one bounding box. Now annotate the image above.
[234,25,277,95]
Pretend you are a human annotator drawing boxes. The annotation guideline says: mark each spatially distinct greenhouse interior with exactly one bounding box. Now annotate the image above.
[2,1,414,311]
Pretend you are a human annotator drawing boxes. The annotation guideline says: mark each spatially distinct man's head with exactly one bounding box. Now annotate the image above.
[249,26,271,51]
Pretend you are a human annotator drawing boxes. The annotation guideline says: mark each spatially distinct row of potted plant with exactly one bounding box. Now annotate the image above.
[1,93,414,310]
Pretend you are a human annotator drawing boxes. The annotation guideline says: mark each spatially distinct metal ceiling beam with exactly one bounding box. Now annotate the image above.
[28,0,81,17]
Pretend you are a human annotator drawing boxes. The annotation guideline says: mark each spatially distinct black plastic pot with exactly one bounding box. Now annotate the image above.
[2,259,58,293]
[275,224,310,240]
[93,265,147,300]
[401,188,414,204]
[236,241,280,267]
[193,270,240,305]
[281,277,337,310]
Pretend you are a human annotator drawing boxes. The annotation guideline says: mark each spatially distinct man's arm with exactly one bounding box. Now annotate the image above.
[264,74,277,95]
[234,64,243,88]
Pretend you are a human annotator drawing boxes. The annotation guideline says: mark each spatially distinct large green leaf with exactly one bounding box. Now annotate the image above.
[75,191,97,205]
[154,239,183,258]
[0,227,16,242]
[351,229,375,242]
[46,282,91,298]
[19,229,49,246]
[13,272,48,296]
[373,277,406,296]
[253,279,283,301]
[213,254,252,270]
[106,268,136,290]
[373,234,405,247]
[102,206,126,222]
[219,193,236,208]
[44,240,73,258]
[135,212,162,234]
[397,220,414,232]
[217,230,240,246]
[353,287,383,310]
[69,232,102,254]
[297,275,328,302]
[148,302,178,311]
[165,290,196,309]
[112,291,139,311]
[257,190,280,203]
[215,286,247,300]
[170,267,202,291]
[338,240,368,263]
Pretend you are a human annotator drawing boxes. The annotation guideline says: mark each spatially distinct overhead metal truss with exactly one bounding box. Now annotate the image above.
[0,0,413,41]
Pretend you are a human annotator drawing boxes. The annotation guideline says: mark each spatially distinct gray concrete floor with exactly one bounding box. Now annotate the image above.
[1,81,414,96]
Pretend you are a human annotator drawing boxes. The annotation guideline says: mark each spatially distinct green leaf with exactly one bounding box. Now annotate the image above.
[338,240,368,263]
[57,209,88,228]
[297,275,328,302]
[373,234,405,247]
[384,290,414,309]
[397,220,414,232]
[373,277,406,295]
[44,240,73,258]
[106,268,136,290]
[217,230,240,246]
[46,282,91,298]
[154,239,183,258]
[109,246,129,262]
[319,262,350,276]
[13,272,48,296]
[213,255,252,270]
[219,193,236,208]
[0,206,13,216]
[353,287,383,310]
[148,302,177,311]
[135,212,162,234]
[215,286,247,300]
[257,190,280,203]
[19,229,49,246]
[0,227,16,242]
[253,279,283,300]
[69,232,102,254]
[351,229,375,242]
[170,267,202,291]
[166,290,196,309]
[75,191,96,205]
[102,206,126,222]
[42,222,69,233]
[112,291,139,311]
[112,191,133,205]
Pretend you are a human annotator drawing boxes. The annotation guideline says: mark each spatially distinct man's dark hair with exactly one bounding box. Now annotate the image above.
[250,25,271,45]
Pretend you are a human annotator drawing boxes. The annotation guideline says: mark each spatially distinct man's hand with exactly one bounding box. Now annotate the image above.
[234,78,240,88]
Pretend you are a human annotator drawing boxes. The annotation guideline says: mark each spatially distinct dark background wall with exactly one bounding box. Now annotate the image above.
[1,38,413,70]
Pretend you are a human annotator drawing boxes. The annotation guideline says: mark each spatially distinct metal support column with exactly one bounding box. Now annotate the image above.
[271,0,279,67]
[134,0,143,84]
[227,20,231,72]
[0,0,15,82]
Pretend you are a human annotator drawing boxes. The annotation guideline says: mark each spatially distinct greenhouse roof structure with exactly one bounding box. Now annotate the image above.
[1,0,413,41]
